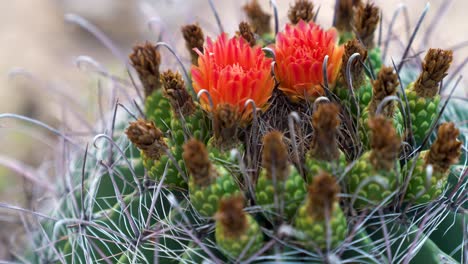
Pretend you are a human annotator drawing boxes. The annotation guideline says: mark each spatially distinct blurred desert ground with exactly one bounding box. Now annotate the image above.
[0,0,466,259]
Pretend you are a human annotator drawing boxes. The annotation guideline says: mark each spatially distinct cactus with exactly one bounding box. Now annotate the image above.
[2,1,467,264]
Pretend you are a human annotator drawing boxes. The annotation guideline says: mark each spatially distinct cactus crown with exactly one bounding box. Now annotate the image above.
[181,23,205,65]
[262,130,290,180]
[414,48,454,98]
[310,103,341,161]
[238,21,256,46]
[354,2,380,48]
[243,0,271,35]
[183,138,215,186]
[129,42,162,97]
[216,196,248,238]
[306,172,340,220]
[125,119,167,160]
[369,115,401,170]
[288,0,315,24]
[369,66,399,117]
[9,1,467,263]
[426,122,462,173]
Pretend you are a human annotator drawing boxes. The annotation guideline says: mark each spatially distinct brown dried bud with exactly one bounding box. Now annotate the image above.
[129,42,162,98]
[213,104,240,150]
[182,138,215,186]
[310,103,341,162]
[334,0,362,32]
[341,39,368,89]
[354,2,380,48]
[368,116,400,170]
[307,172,340,220]
[414,48,453,98]
[262,131,289,180]
[238,21,256,47]
[368,66,399,117]
[181,24,205,66]
[243,0,271,35]
[216,196,247,237]
[288,0,314,25]
[125,119,167,160]
[426,122,461,174]
[161,70,196,117]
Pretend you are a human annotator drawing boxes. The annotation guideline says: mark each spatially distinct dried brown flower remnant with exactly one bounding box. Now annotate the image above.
[307,172,340,220]
[310,103,341,162]
[368,66,399,117]
[368,116,400,170]
[161,70,195,117]
[288,0,314,25]
[426,122,461,174]
[262,131,289,180]
[243,0,271,35]
[213,104,240,150]
[334,0,361,32]
[354,2,379,48]
[216,196,247,237]
[181,24,205,65]
[129,42,162,98]
[238,21,256,46]
[182,138,215,186]
[414,48,453,98]
[125,119,167,160]
[341,39,368,89]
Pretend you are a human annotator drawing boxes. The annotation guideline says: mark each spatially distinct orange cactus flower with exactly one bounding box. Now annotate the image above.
[274,20,344,101]
[191,33,274,123]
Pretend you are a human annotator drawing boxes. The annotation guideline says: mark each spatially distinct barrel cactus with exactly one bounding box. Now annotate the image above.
[2,1,467,264]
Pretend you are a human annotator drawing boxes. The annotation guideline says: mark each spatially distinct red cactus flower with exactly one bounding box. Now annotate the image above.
[274,20,344,101]
[191,33,274,123]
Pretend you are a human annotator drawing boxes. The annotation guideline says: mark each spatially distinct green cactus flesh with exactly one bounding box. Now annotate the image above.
[359,107,404,150]
[145,90,172,132]
[294,201,347,250]
[403,151,448,204]
[404,83,441,147]
[189,166,241,218]
[255,165,306,220]
[215,214,264,260]
[305,152,347,183]
[346,152,401,209]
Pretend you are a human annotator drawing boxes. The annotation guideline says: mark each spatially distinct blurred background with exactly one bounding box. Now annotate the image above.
[0,0,466,259]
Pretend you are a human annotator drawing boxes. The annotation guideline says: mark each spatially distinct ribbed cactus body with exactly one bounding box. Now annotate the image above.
[255,165,306,220]
[215,215,263,260]
[404,83,440,147]
[305,152,346,183]
[368,47,382,73]
[294,201,347,249]
[346,152,400,208]
[358,108,404,150]
[143,109,209,189]
[189,166,241,217]
[145,90,172,131]
[335,77,372,120]
[404,151,447,204]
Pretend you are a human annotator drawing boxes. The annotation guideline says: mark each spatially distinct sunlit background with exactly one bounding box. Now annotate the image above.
[0,0,466,259]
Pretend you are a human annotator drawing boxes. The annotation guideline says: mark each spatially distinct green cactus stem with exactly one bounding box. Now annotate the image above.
[182,138,241,217]
[295,172,347,249]
[347,116,401,209]
[215,196,264,260]
[404,122,461,204]
[404,48,453,147]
